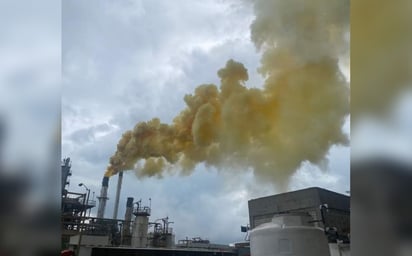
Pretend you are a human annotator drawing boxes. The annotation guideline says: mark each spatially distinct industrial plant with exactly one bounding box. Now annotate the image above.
[61,158,350,256]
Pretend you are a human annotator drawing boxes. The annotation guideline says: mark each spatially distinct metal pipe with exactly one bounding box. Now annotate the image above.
[89,191,95,217]
[79,183,90,219]
[113,171,123,219]
[97,176,109,219]
[76,192,88,256]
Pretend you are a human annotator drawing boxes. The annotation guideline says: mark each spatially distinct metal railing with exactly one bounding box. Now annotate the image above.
[61,215,125,235]
[78,198,96,207]
[133,206,151,216]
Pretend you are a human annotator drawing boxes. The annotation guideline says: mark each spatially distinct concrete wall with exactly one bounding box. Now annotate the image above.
[248,187,321,228]
[248,187,350,235]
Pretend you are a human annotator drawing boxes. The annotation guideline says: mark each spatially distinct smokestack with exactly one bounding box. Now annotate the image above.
[97,176,109,219]
[113,171,123,219]
[122,197,134,245]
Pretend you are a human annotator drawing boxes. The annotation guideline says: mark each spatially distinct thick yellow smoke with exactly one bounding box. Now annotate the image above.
[352,0,412,118]
[105,0,349,186]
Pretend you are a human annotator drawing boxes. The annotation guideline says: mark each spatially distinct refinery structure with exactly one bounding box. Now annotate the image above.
[61,158,238,256]
[61,158,350,256]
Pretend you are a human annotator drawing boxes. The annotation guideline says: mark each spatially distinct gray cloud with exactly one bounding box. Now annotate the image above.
[69,123,112,144]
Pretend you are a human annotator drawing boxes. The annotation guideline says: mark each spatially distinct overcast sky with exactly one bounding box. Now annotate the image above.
[62,0,350,244]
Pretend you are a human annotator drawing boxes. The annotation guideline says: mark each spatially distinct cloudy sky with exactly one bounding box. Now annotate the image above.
[62,0,350,244]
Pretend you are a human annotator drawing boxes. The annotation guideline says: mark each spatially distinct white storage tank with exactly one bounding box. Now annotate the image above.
[250,213,331,256]
[131,215,149,248]
[131,201,151,248]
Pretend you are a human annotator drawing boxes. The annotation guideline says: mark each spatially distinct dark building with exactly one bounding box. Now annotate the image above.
[248,187,350,237]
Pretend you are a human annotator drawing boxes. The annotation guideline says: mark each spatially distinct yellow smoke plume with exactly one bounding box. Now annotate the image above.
[352,0,412,118]
[105,0,349,186]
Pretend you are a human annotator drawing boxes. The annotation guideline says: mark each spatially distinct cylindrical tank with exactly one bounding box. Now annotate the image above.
[165,232,175,248]
[250,213,330,256]
[131,215,149,248]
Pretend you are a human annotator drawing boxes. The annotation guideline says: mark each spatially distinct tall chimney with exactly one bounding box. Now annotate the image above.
[122,197,134,245]
[113,171,123,219]
[97,176,109,219]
